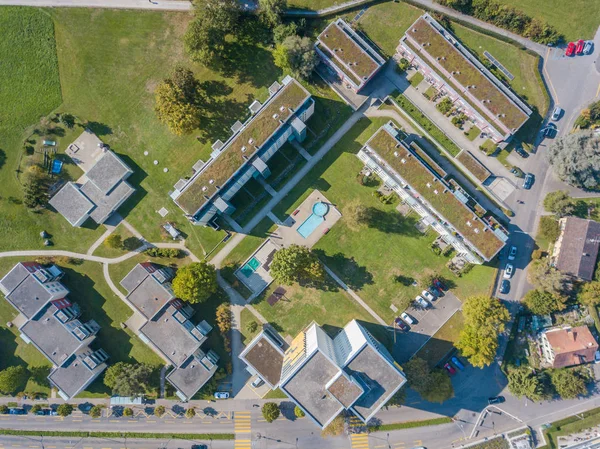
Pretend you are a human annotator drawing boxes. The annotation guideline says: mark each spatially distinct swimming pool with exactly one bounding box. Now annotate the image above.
[240,257,261,278]
[297,202,329,239]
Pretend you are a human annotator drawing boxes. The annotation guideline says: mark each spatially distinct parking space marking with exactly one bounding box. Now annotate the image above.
[596,82,600,98]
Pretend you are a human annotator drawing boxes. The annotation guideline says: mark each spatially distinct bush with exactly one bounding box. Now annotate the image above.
[104,234,123,249]
[262,402,280,423]
[123,407,134,417]
[185,407,196,419]
[145,247,183,258]
[436,97,453,115]
[396,58,410,73]
[0,405,7,414]
[89,406,102,418]
[539,217,560,242]
[246,321,258,333]
[30,404,41,414]
[531,249,544,260]
[294,406,305,418]
[154,405,165,417]
[57,404,73,417]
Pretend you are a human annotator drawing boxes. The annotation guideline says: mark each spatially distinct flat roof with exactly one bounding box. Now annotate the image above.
[241,333,284,387]
[49,182,95,227]
[20,303,91,366]
[86,150,132,194]
[406,16,528,131]
[139,304,202,367]
[175,79,310,215]
[79,179,134,224]
[5,275,53,320]
[48,349,106,399]
[366,128,504,260]
[346,345,405,422]
[282,351,342,428]
[318,19,381,82]
[125,276,174,320]
[166,353,217,400]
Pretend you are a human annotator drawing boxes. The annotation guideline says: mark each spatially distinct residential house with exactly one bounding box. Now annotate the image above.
[552,216,600,281]
[0,262,108,400]
[49,129,135,227]
[170,76,314,226]
[240,320,406,429]
[539,326,599,368]
[120,263,219,401]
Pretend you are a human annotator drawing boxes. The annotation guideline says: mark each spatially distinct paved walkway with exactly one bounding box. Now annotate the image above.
[290,139,312,161]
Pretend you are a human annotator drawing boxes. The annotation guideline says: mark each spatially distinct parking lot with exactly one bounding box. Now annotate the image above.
[393,292,462,363]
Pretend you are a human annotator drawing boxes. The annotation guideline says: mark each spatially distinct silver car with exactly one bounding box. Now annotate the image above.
[414,295,431,309]
[584,41,593,55]
[551,106,563,121]
[401,312,415,325]
[422,290,436,301]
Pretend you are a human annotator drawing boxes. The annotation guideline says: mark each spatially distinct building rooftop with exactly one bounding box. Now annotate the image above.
[47,348,107,399]
[4,275,53,320]
[555,217,600,281]
[317,19,381,83]
[545,326,599,368]
[406,16,528,131]
[79,179,135,224]
[20,303,94,366]
[48,182,95,227]
[86,150,132,194]
[139,303,203,367]
[166,350,218,400]
[282,351,342,428]
[175,79,310,215]
[240,333,284,387]
[120,265,174,319]
[327,372,363,409]
[366,127,503,260]
[346,344,405,422]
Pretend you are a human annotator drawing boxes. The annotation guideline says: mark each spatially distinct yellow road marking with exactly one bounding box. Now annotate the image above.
[596,82,600,98]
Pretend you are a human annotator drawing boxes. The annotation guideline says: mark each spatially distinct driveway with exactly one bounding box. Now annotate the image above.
[393,292,462,363]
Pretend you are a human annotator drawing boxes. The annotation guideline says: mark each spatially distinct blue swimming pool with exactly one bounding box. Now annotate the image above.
[297,202,329,239]
[240,257,260,278]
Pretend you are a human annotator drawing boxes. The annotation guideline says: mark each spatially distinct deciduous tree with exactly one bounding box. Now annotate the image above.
[0,366,29,394]
[528,259,569,296]
[154,67,202,135]
[270,244,325,286]
[154,405,166,417]
[104,234,123,249]
[258,0,287,28]
[507,368,543,401]
[403,358,454,403]
[262,402,280,423]
[103,362,153,397]
[23,165,50,209]
[547,131,600,190]
[523,289,566,315]
[543,191,574,217]
[216,303,233,334]
[89,406,102,418]
[550,369,588,399]
[274,35,318,80]
[57,404,73,417]
[579,282,600,307]
[172,261,217,304]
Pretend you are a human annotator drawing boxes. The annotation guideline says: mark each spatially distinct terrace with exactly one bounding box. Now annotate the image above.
[318,20,380,80]
[176,80,310,215]
[405,16,528,131]
[366,128,504,260]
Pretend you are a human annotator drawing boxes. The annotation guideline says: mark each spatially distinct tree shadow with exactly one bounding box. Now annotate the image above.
[86,121,113,137]
[217,39,282,89]
[0,327,24,371]
[360,207,421,236]
[313,250,374,291]
[29,366,51,386]
[395,274,415,287]
[0,149,6,171]
[279,401,298,421]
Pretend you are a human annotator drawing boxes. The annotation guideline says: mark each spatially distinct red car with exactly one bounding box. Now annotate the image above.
[444,363,457,375]
[566,42,576,56]
[394,317,409,331]
[576,39,585,55]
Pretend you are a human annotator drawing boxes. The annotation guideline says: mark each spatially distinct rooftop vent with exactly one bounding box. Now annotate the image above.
[241,146,247,153]
[401,158,407,164]
[466,221,472,227]
[201,186,207,192]
[272,113,279,120]
[209,179,214,185]
[393,151,399,157]
[426,182,432,188]
[325,33,329,38]
[434,189,439,194]
[249,138,254,145]
[280,106,286,112]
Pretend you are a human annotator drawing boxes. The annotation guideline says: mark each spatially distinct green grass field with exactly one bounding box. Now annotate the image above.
[92,225,142,258]
[288,0,343,10]
[415,311,464,367]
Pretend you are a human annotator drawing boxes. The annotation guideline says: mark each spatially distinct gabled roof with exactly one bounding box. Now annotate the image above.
[555,217,600,281]
[80,179,135,224]
[48,182,95,227]
[48,347,107,399]
[86,150,132,194]
[545,326,599,368]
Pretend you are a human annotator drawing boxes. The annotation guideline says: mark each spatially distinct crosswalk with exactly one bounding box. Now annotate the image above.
[234,411,252,449]
[349,416,369,449]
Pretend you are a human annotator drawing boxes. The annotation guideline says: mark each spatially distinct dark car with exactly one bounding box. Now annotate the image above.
[514,146,529,158]
[488,396,505,405]
[523,173,534,190]
[499,279,510,294]
[191,445,208,449]
[510,167,524,178]
[9,408,25,415]
[433,278,447,291]
[444,363,457,375]
[394,317,409,331]
[543,123,557,138]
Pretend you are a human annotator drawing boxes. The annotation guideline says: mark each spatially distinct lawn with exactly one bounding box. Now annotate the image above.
[497,0,600,42]
[408,71,425,87]
[240,307,261,345]
[466,125,481,141]
[270,116,496,323]
[93,224,143,258]
[414,311,464,368]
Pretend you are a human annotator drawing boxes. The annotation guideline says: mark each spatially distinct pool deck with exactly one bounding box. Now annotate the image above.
[233,190,342,298]
[272,190,342,250]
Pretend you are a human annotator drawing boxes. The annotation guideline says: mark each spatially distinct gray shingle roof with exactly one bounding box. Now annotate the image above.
[86,150,132,194]
[0,263,30,295]
[48,182,95,227]
[79,179,135,224]
[166,351,217,400]
[556,217,600,281]
[48,348,107,399]
[6,275,52,319]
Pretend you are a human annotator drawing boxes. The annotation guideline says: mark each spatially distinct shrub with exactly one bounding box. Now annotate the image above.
[0,405,7,414]
[30,404,41,414]
[104,234,123,249]
[246,321,258,333]
[145,247,183,258]
[396,58,410,73]
[57,404,73,417]
[123,407,134,417]
[89,406,102,418]
[154,405,165,417]
[294,406,305,418]
[262,403,280,423]
[531,249,544,260]
[185,407,196,419]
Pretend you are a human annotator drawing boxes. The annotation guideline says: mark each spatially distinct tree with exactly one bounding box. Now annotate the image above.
[59,113,76,129]
[538,217,560,243]
[403,358,454,403]
[273,22,299,44]
[579,281,600,307]
[397,57,410,73]
[216,303,233,334]
[528,259,569,296]
[246,320,259,333]
[0,366,29,394]
[89,406,102,418]
[193,0,240,33]
[270,245,325,286]
[259,0,287,28]
[123,407,134,417]
[550,369,588,399]
[23,165,50,209]
[30,404,41,414]
[547,131,600,190]
[154,67,202,135]
[321,415,344,437]
[0,405,8,414]
[456,296,509,368]
[154,405,166,417]
[274,35,318,80]
[57,404,73,417]
[172,261,217,304]
[507,368,543,401]
[343,199,368,232]
[294,406,305,418]
[103,362,153,397]
[437,97,453,115]
[262,402,280,423]
[185,407,196,418]
[523,289,566,315]
[543,191,574,217]
[104,234,123,249]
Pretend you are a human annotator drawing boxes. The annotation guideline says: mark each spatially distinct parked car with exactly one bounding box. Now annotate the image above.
[214,392,229,399]
[36,409,50,416]
[422,290,436,302]
[251,377,265,388]
[451,356,465,371]
[499,279,511,294]
[584,41,594,55]
[595,350,600,364]
[566,41,576,56]
[191,445,208,449]
[9,408,25,415]
[508,246,517,261]
[523,173,534,190]
[576,39,585,55]
[401,312,415,325]
[510,166,524,178]
[503,263,514,279]
[551,106,563,121]
[433,278,447,291]
[444,363,457,375]
[543,123,557,138]
[394,317,409,331]
[488,396,505,405]
[414,295,431,309]
[514,146,529,158]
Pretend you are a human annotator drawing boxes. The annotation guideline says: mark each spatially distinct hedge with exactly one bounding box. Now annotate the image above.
[0,429,234,440]
[370,417,452,432]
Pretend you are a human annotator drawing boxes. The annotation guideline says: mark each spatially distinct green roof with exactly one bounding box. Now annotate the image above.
[407,17,528,131]
[176,80,309,215]
[367,128,503,260]
[318,20,380,80]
